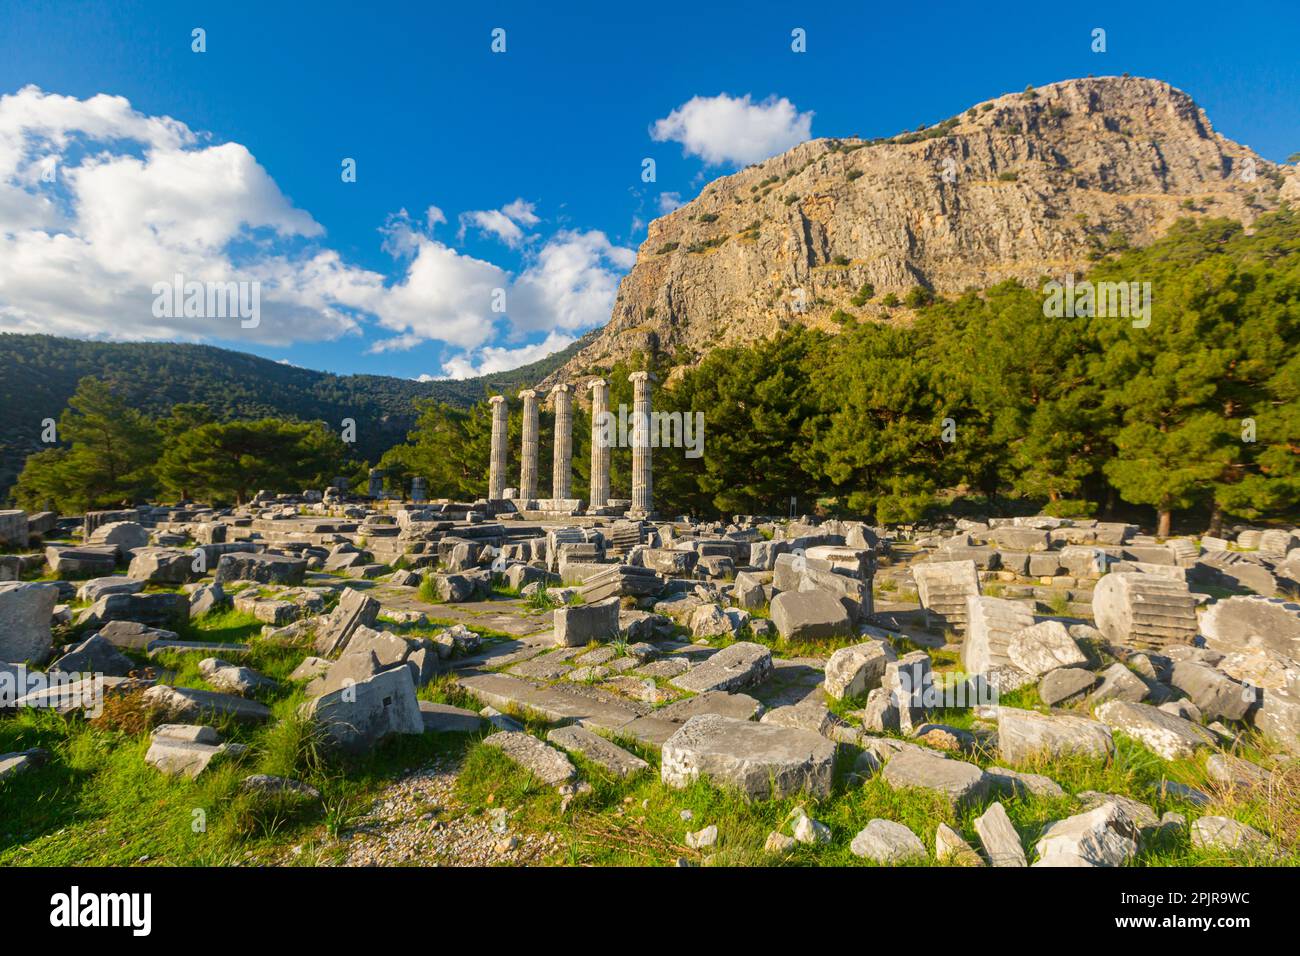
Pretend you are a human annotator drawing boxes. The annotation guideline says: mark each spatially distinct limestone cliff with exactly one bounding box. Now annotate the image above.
[544,76,1294,387]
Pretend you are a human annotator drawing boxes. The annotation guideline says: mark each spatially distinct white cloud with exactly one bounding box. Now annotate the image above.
[436,330,576,380]
[457,196,542,248]
[0,88,635,354]
[657,191,683,214]
[651,93,813,166]
[509,230,635,333]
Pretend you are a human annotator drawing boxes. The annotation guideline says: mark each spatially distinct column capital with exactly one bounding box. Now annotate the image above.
[586,377,608,391]
[628,370,655,384]
[518,388,537,400]
[488,394,506,405]
[551,382,574,395]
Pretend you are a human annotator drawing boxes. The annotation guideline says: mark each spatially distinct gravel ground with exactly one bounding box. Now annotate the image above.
[279,757,559,867]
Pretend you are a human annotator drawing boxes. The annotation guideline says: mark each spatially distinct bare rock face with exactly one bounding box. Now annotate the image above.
[544,77,1287,385]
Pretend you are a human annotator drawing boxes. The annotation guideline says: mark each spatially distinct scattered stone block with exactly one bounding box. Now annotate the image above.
[1092,572,1197,650]
[0,581,57,664]
[1033,802,1139,867]
[1093,699,1216,760]
[660,714,836,800]
[974,802,1026,867]
[996,707,1114,764]
[880,748,990,806]
[670,642,772,694]
[770,589,852,642]
[850,819,926,863]
[547,725,649,777]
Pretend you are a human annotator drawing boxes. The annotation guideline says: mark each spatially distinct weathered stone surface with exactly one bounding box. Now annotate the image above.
[77,591,188,629]
[198,657,277,696]
[97,619,177,650]
[308,666,423,754]
[0,581,57,664]
[127,548,194,584]
[1034,802,1140,867]
[554,597,621,647]
[240,774,322,801]
[419,701,485,734]
[1205,753,1271,791]
[87,521,149,555]
[145,725,228,778]
[655,689,763,723]
[1089,661,1151,704]
[913,560,981,634]
[1168,660,1252,722]
[484,731,576,787]
[188,582,228,618]
[1199,595,1300,659]
[45,546,117,577]
[1190,815,1268,851]
[214,551,307,586]
[547,724,650,777]
[974,802,1027,867]
[1007,620,1086,677]
[660,714,836,800]
[997,707,1114,764]
[880,748,990,806]
[670,642,772,694]
[1093,699,1216,759]
[48,633,134,677]
[1255,683,1300,753]
[935,822,984,866]
[822,640,895,700]
[850,819,927,863]
[770,589,852,642]
[961,595,1035,677]
[1092,572,1197,650]
[315,587,380,656]
[986,766,1066,799]
[76,576,143,603]
[1038,667,1098,706]
[143,684,272,724]
[689,602,735,638]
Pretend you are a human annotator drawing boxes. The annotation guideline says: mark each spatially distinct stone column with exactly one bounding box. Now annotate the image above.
[410,476,427,502]
[551,383,574,501]
[488,394,508,500]
[629,371,654,515]
[588,378,610,510]
[518,389,539,501]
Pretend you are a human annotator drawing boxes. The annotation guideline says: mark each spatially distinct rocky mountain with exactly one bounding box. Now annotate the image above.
[545,76,1296,385]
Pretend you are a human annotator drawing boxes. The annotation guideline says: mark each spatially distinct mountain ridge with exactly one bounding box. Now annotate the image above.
[0,331,594,500]
[541,75,1296,386]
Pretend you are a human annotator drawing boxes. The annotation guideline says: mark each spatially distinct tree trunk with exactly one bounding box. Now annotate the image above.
[1208,502,1224,537]
[1157,508,1172,538]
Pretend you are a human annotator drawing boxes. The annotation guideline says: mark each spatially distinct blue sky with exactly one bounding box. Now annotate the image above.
[1,0,1297,379]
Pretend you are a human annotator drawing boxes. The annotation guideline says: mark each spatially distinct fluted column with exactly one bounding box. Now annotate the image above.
[629,371,654,515]
[488,394,508,500]
[588,378,610,510]
[551,383,574,500]
[518,389,539,501]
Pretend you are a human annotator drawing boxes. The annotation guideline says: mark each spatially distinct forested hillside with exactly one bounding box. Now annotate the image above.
[0,332,591,501]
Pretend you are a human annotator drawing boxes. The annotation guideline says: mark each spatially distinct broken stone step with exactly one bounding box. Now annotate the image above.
[483,730,576,787]
[546,724,650,777]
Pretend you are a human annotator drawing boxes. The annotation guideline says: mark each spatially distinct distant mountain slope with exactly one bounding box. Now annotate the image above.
[544,76,1296,385]
[0,331,592,501]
